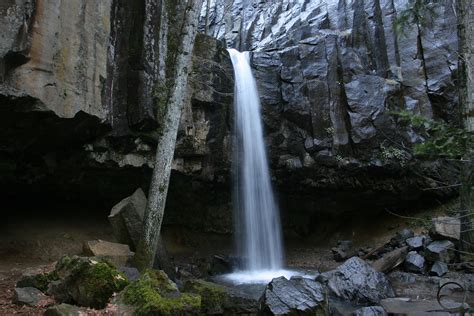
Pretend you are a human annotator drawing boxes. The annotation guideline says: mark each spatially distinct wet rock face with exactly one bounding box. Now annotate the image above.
[0,1,233,233]
[0,0,461,235]
[2,0,111,119]
[327,257,395,304]
[201,0,459,207]
[259,276,326,315]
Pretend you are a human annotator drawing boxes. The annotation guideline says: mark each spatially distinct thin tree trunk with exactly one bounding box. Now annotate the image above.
[133,0,204,271]
[457,0,474,259]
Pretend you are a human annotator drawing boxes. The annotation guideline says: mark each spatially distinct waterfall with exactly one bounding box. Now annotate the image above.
[228,48,284,272]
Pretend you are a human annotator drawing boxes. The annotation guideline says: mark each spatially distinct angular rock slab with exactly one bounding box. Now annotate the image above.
[83,239,134,268]
[44,303,91,316]
[430,217,460,242]
[13,287,51,307]
[354,306,387,316]
[406,236,426,250]
[108,188,146,249]
[430,261,449,277]
[404,251,425,273]
[392,229,415,246]
[260,276,326,315]
[425,240,454,263]
[328,257,395,304]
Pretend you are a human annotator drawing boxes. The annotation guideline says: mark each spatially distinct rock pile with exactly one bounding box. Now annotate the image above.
[333,217,462,278]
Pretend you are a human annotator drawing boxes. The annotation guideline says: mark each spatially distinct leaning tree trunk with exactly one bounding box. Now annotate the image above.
[134,0,204,271]
[457,0,474,259]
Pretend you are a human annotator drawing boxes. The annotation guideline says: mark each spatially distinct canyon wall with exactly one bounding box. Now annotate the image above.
[0,0,460,235]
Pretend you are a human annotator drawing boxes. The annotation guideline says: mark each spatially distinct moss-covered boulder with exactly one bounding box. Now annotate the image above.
[54,256,129,309]
[183,279,227,314]
[119,270,201,315]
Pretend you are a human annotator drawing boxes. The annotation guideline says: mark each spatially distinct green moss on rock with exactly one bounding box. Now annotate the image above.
[183,279,227,315]
[16,272,59,292]
[54,256,129,309]
[122,271,201,315]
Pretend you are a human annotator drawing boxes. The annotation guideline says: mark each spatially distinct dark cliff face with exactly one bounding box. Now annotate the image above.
[201,0,459,218]
[0,1,234,232]
[0,0,459,235]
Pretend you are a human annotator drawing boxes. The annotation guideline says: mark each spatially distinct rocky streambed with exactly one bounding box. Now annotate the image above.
[3,190,472,315]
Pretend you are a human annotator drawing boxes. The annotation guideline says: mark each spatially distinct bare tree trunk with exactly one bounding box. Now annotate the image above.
[134,0,204,271]
[457,0,474,259]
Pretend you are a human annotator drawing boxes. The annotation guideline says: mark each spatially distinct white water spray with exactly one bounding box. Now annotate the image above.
[225,49,295,283]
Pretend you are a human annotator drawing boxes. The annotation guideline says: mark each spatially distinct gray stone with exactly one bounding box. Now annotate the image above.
[429,261,449,277]
[46,280,72,304]
[83,239,134,268]
[119,267,140,281]
[381,298,448,315]
[354,306,387,316]
[109,188,147,249]
[406,236,426,250]
[183,279,227,315]
[426,240,455,263]
[404,251,425,273]
[0,0,33,59]
[223,286,259,315]
[392,229,415,246]
[328,257,395,304]
[259,276,326,315]
[16,272,55,292]
[44,303,90,316]
[13,287,49,306]
[430,217,461,242]
[4,0,111,119]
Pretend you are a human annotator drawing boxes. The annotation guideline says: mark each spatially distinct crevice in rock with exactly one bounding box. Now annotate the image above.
[372,0,390,78]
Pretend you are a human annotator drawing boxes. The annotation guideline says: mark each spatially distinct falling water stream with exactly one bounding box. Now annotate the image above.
[224,49,298,284]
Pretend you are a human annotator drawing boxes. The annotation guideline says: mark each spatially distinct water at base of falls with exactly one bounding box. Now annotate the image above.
[226,48,294,283]
[222,269,301,285]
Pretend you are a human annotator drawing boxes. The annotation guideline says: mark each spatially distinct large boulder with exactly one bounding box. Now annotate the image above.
[117,270,201,315]
[109,188,147,249]
[259,276,326,315]
[328,257,395,304]
[53,256,129,309]
[183,279,227,315]
[83,239,134,268]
